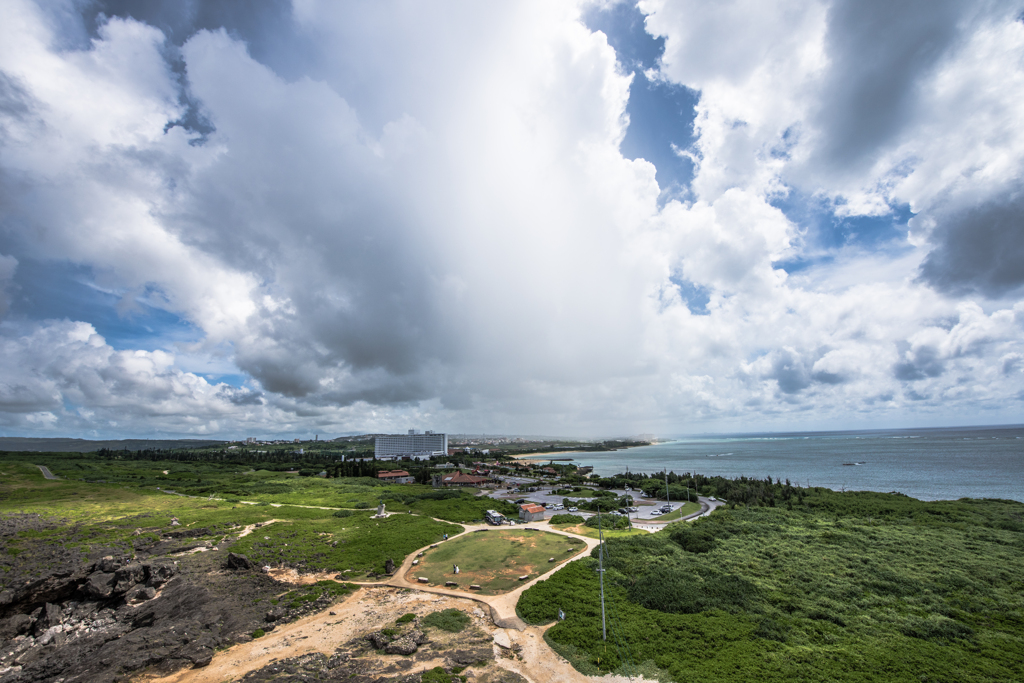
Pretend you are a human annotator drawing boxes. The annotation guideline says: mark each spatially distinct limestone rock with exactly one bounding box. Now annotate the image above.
[83,572,117,599]
[493,630,511,649]
[114,563,146,594]
[226,553,253,570]
[384,636,418,655]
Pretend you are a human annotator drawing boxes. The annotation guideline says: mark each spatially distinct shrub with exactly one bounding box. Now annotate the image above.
[550,514,584,525]
[668,525,716,553]
[252,628,265,638]
[355,501,371,509]
[333,509,354,518]
[421,608,471,632]
[584,514,631,530]
[396,612,416,623]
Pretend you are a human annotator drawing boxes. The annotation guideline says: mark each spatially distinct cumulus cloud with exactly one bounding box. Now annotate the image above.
[0,0,1021,437]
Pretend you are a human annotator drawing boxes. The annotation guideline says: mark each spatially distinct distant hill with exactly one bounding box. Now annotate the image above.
[0,438,227,453]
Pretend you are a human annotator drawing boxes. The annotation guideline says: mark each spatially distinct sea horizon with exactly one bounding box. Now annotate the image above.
[520,424,1024,503]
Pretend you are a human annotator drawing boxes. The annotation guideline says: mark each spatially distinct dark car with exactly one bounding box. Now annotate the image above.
[514,498,527,504]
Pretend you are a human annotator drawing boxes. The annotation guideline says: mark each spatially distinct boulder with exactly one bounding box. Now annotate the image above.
[384,558,396,575]
[265,606,287,622]
[41,602,62,629]
[366,631,390,650]
[226,553,253,570]
[384,636,419,655]
[114,563,147,594]
[83,572,117,599]
[97,556,122,573]
[493,630,512,649]
[0,613,34,638]
[144,561,177,587]
[125,585,157,604]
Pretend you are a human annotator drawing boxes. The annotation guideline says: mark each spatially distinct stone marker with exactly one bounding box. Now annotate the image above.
[430,544,438,548]
[412,559,419,565]
[518,575,529,581]
[418,577,429,583]
[445,581,458,587]
[469,584,481,590]
[548,557,555,562]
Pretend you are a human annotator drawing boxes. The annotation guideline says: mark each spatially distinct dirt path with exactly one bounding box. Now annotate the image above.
[140,587,481,683]
[139,523,657,683]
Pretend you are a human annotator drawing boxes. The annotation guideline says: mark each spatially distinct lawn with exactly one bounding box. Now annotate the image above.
[647,500,701,521]
[549,522,648,540]
[0,461,462,575]
[406,528,587,594]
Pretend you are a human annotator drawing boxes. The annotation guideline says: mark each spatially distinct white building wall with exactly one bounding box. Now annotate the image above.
[374,433,448,459]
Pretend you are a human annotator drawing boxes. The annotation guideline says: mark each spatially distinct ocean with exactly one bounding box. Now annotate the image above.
[556,425,1024,503]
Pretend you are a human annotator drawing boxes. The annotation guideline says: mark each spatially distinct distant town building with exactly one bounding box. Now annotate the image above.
[377,470,415,484]
[375,432,448,461]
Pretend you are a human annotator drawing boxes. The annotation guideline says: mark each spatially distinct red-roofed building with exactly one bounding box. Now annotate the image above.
[519,503,546,522]
[377,470,414,484]
[439,471,490,487]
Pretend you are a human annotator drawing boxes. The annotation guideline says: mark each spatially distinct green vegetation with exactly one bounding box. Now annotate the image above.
[411,529,585,594]
[648,500,701,521]
[396,612,416,623]
[518,491,1024,682]
[0,461,460,575]
[583,513,631,530]
[421,609,472,633]
[230,513,461,574]
[549,513,584,525]
[252,628,265,638]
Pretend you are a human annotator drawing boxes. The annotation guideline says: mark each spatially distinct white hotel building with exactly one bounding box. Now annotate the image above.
[374,431,448,461]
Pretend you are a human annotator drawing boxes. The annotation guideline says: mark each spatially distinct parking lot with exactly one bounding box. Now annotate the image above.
[482,477,717,524]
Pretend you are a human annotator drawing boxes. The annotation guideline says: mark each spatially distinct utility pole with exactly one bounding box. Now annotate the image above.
[665,471,671,509]
[597,504,607,642]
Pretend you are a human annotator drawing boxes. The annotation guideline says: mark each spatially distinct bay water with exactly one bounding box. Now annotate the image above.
[557,425,1024,502]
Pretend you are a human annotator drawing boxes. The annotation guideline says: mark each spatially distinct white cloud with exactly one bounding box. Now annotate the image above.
[0,0,1021,437]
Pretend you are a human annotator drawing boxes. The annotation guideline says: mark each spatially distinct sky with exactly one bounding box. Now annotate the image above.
[0,0,1023,440]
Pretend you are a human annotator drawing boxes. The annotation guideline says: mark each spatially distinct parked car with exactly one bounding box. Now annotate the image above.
[651,510,663,516]
[709,496,717,501]
[627,506,638,512]
[568,507,579,512]
[617,508,627,514]
[514,498,527,504]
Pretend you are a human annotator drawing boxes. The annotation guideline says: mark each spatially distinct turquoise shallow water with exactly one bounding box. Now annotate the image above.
[565,425,1024,502]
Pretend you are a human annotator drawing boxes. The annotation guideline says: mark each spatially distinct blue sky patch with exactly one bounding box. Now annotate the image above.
[10,258,203,352]
[583,1,699,195]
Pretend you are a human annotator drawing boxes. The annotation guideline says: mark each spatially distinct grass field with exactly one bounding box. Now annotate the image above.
[549,522,648,540]
[0,461,462,575]
[647,500,701,521]
[407,529,587,594]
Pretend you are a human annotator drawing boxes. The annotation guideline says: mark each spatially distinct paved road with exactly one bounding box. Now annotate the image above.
[484,481,724,527]
[36,465,59,480]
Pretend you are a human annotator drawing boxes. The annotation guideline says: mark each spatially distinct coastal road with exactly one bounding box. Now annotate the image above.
[36,465,59,480]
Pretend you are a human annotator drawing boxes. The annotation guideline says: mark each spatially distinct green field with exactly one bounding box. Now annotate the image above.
[408,529,587,594]
[647,500,701,521]
[0,461,461,574]
[519,492,1024,682]
[548,521,648,540]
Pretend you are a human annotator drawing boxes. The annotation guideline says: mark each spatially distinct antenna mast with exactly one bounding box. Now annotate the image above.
[597,504,607,641]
